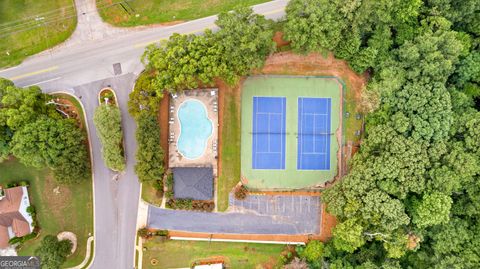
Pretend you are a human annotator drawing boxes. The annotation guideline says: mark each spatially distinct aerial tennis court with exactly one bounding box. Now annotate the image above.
[297,97,331,170]
[252,97,286,170]
[241,76,342,190]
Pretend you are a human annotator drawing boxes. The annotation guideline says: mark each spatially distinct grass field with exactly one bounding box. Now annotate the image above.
[141,182,162,207]
[0,159,93,268]
[96,0,271,27]
[0,0,77,68]
[241,76,341,190]
[217,84,242,211]
[142,239,285,268]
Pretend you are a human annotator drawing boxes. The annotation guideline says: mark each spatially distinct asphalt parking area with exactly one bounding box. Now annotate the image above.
[147,194,321,235]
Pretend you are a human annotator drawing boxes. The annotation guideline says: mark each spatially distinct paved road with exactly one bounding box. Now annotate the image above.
[0,0,287,89]
[0,1,288,269]
[71,74,138,269]
[148,194,321,234]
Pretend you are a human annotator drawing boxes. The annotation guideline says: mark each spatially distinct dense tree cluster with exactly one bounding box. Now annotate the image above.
[0,78,90,183]
[283,0,480,268]
[34,235,72,269]
[93,104,125,171]
[131,7,274,183]
[134,113,164,183]
[141,7,275,95]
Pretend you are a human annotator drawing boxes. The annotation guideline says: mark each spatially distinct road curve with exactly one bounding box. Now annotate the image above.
[0,1,288,268]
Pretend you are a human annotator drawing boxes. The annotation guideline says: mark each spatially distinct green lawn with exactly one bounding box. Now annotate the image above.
[142,239,285,268]
[0,0,77,68]
[96,0,271,27]
[141,182,162,207]
[0,159,93,268]
[217,85,241,212]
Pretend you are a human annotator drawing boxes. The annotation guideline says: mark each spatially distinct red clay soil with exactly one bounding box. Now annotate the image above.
[272,31,291,48]
[168,230,313,243]
[259,51,367,101]
[157,95,170,168]
[318,204,337,242]
[53,97,83,129]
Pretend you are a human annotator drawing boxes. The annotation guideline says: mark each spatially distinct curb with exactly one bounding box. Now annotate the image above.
[66,236,94,269]
[50,91,96,269]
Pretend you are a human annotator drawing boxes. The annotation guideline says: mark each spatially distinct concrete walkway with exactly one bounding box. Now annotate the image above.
[147,194,321,235]
[66,236,94,269]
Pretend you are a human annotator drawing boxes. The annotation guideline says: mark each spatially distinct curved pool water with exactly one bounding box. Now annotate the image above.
[177,99,213,159]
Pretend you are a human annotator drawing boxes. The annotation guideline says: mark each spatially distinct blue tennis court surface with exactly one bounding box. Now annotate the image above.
[252,97,286,169]
[297,97,331,170]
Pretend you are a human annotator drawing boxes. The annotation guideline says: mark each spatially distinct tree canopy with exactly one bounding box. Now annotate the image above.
[94,104,125,171]
[284,0,480,268]
[10,117,90,183]
[142,7,275,95]
[134,113,164,183]
[34,235,72,269]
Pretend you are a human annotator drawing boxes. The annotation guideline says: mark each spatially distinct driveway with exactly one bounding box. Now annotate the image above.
[68,74,139,269]
[148,194,321,235]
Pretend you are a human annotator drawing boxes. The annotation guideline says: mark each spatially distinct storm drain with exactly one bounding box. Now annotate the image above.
[113,63,122,75]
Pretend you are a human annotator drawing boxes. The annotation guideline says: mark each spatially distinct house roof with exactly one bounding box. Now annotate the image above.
[0,187,31,248]
[173,167,213,200]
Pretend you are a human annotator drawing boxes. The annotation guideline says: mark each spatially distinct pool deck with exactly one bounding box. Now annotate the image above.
[168,89,219,176]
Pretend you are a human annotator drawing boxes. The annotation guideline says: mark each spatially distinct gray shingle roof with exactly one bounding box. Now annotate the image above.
[173,167,213,200]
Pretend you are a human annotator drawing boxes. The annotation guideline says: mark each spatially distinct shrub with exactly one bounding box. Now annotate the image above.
[27,205,36,215]
[165,173,174,190]
[137,228,151,239]
[234,185,248,200]
[8,236,23,244]
[155,230,168,236]
[152,180,163,191]
[19,181,29,186]
[165,190,174,199]
[9,232,37,245]
[6,182,17,188]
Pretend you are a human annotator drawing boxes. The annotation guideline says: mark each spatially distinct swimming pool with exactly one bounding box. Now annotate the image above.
[177,99,213,159]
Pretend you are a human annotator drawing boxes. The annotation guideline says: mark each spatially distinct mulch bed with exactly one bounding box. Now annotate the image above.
[52,97,83,129]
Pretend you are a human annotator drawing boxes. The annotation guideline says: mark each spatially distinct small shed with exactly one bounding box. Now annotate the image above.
[173,167,213,200]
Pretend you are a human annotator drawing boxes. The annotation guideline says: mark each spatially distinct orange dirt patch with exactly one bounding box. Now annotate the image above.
[168,230,315,243]
[273,32,290,48]
[158,95,170,168]
[259,51,366,101]
[53,97,83,129]
[318,203,337,241]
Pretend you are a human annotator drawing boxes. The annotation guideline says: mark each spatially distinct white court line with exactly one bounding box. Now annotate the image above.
[256,112,283,115]
[24,77,62,87]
